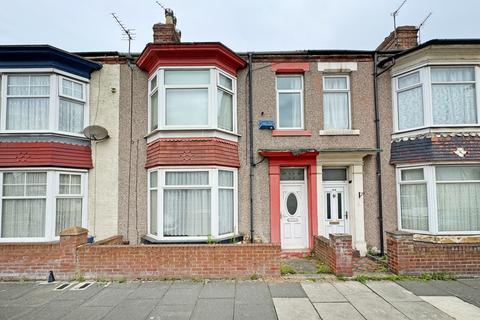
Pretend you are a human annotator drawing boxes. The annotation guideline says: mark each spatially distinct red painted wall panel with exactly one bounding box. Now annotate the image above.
[0,142,92,169]
[146,137,240,168]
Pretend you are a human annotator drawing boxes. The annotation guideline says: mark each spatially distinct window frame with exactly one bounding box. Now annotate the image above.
[322,74,352,130]
[275,74,304,130]
[393,65,480,133]
[147,67,237,134]
[0,69,89,137]
[396,164,480,235]
[0,168,87,242]
[147,166,238,241]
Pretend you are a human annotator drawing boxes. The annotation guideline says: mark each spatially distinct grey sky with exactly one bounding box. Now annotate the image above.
[1,0,479,53]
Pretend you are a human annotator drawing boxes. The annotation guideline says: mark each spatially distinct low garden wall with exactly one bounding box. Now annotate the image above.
[387,231,480,275]
[314,234,353,276]
[0,227,281,280]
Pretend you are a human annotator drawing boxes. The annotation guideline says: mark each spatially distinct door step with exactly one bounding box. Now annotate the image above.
[281,250,311,258]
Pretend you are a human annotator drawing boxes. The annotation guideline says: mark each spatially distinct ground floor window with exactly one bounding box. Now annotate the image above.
[397,165,480,234]
[0,169,87,242]
[148,167,237,240]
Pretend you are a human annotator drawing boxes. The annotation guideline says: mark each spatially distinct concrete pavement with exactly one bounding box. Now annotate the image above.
[0,279,479,319]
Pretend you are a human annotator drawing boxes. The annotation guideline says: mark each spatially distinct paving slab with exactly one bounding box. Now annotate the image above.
[365,281,422,302]
[82,288,134,307]
[301,282,346,302]
[234,302,277,320]
[160,285,202,305]
[106,281,141,289]
[62,306,112,320]
[128,282,170,299]
[0,283,36,302]
[458,279,480,290]
[332,281,371,296]
[269,283,307,298]
[5,283,66,307]
[313,302,365,320]
[148,304,195,320]
[396,280,451,296]
[102,298,158,320]
[235,281,272,305]
[346,292,409,320]
[420,296,480,320]
[190,298,234,320]
[199,280,235,299]
[391,301,454,320]
[428,280,480,306]
[273,298,320,320]
[0,306,35,320]
[20,299,84,320]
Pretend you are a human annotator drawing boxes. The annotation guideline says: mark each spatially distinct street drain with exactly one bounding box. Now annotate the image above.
[54,283,72,291]
[71,282,94,290]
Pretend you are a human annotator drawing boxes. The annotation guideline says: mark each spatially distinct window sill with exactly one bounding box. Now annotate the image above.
[413,233,480,244]
[392,126,480,139]
[272,129,312,137]
[319,129,360,136]
[145,128,240,143]
[143,233,237,244]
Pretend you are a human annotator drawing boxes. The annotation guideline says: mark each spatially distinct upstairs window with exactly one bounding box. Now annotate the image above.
[394,66,479,132]
[276,75,303,129]
[323,75,350,129]
[1,73,88,135]
[148,68,236,133]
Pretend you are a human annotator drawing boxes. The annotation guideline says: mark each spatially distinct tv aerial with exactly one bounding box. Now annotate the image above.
[111,13,136,56]
[83,125,109,141]
[418,12,433,44]
[391,0,407,48]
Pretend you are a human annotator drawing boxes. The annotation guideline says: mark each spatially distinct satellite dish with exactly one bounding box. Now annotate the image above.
[83,125,109,141]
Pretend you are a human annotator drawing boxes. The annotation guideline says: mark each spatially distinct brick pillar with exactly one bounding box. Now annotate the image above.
[386,231,414,275]
[58,226,89,274]
[330,234,353,277]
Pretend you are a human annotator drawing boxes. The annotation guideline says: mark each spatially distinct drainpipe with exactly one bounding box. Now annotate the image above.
[373,52,385,255]
[248,53,254,243]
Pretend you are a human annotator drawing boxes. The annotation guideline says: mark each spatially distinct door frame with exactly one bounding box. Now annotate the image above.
[280,168,309,249]
[323,182,349,234]
[260,151,319,249]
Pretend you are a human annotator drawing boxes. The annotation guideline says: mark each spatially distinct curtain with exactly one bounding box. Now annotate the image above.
[324,77,347,90]
[150,190,158,235]
[1,199,46,237]
[6,98,49,130]
[323,92,349,129]
[279,93,301,128]
[62,79,83,99]
[164,70,210,85]
[437,183,480,232]
[432,84,476,124]
[219,189,233,234]
[150,91,158,130]
[217,89,233,131]
[277,77,302,90]
[7,75,49,95]
[59,99,84,133]
[55,198,82,235]
[166,89,208,126]
[400,184,429,231]
[397,87,423,130]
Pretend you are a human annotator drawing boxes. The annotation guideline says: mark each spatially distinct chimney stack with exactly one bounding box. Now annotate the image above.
[376,26,419,51]
[153,8,181,44]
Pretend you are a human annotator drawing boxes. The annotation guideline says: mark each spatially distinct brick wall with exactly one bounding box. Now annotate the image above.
[0,228,280,280]
[314,234,353,276]
[387,231,480,275]
[0,227,88,280]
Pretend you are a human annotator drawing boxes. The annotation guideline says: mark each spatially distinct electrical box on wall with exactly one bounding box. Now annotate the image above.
[258,120,275,130]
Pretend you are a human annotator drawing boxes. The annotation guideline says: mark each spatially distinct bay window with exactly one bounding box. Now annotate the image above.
[148,68,236,133]
[148,167,237,240]
[394,66,480,132]
[1,73,88,135]
[0,170,87,242]
[276,75,303,129]
[323,75,351,129]
[397,165,480,234]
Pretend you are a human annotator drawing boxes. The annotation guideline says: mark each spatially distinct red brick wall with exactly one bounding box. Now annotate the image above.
[387,231,480,275]
[0,229,88,280]
[146,137,240,168]
[78,243,280,278]
[314,234,353,276]
[0,230,280,279]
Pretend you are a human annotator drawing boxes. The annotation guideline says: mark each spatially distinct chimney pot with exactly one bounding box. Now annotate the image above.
[152,8,181,44]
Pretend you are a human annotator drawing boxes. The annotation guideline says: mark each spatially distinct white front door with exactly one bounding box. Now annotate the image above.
[280,183,308,250]
[324,186,349,235]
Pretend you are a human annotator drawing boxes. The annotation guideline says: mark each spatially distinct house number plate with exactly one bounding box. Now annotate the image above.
[287,218,299,222]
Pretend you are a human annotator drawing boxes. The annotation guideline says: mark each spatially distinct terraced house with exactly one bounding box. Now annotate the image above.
[1,9,480,278]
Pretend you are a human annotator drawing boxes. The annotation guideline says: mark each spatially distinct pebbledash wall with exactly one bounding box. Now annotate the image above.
[0,227,280,280]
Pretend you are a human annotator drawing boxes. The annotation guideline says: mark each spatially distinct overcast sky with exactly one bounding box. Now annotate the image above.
[1,0,479,53]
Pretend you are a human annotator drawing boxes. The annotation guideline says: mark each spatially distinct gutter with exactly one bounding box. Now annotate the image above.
[248,53,255,243]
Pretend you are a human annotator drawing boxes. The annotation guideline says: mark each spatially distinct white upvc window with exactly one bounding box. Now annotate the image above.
[0,72,89,136]
[148,67,237,133]
[0,169,87,242]
[397,165,480,234]
[323,75,351,129]
[276,75,304,129]
[393,66,480,132]
[147,167,238,241]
